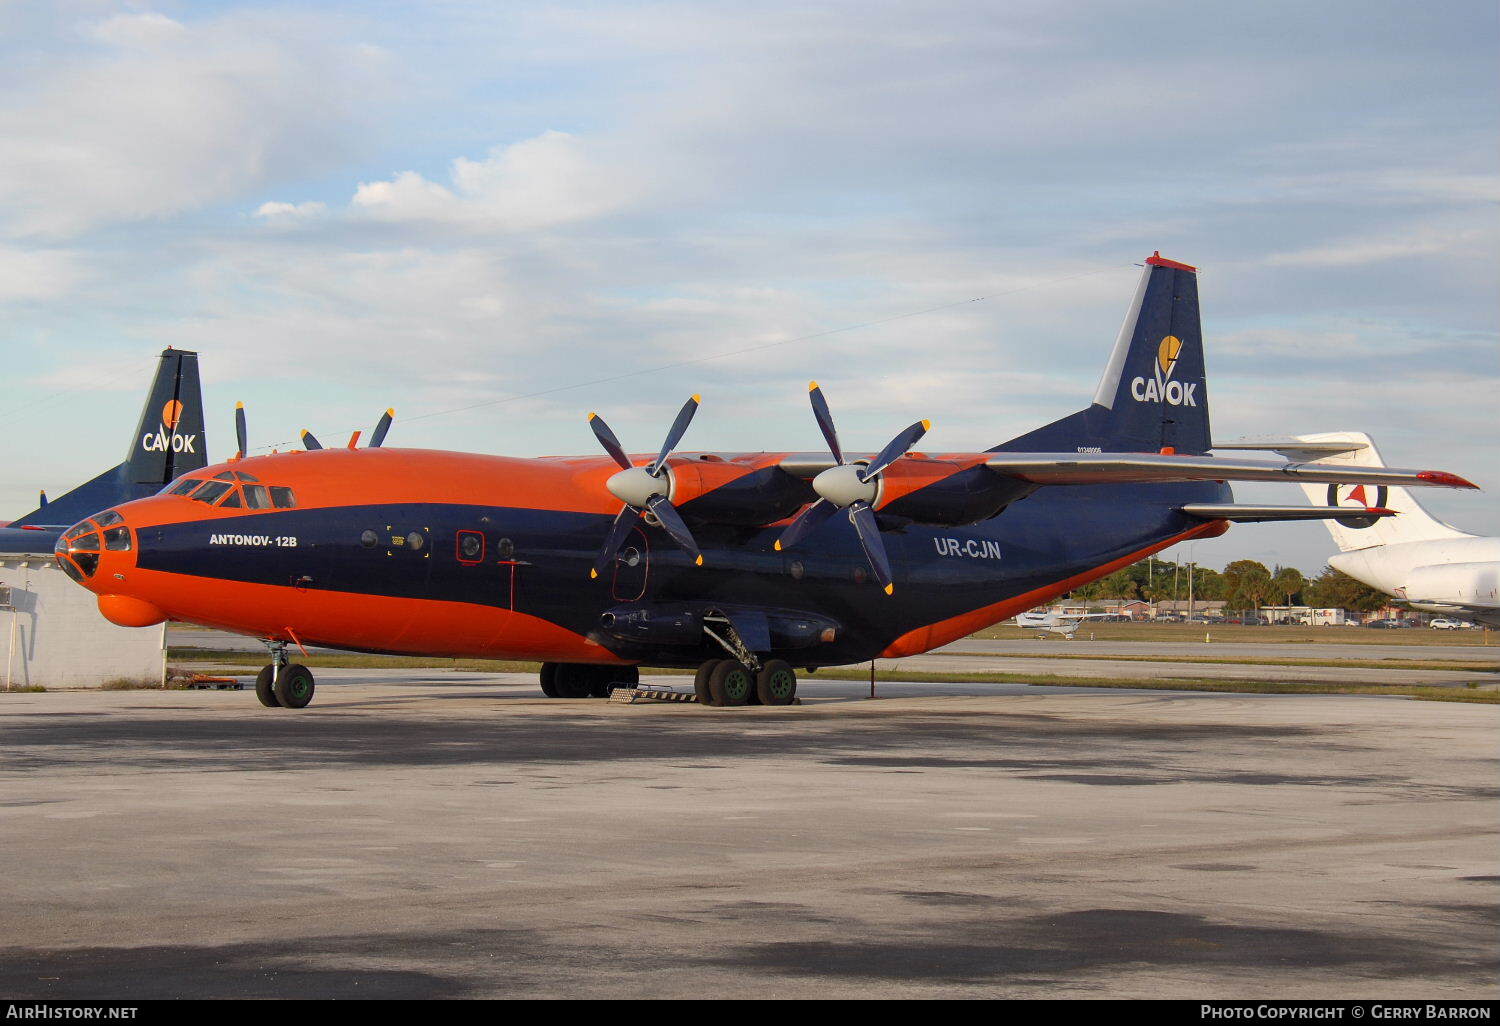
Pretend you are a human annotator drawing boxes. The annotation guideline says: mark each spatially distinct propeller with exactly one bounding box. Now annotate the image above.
[294,409,392,453]
[587,395,705,578]
[775,381,930,595]
[234,402,248,460]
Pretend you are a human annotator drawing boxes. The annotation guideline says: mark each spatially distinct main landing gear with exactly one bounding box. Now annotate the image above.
[254,640,316,709]
[692,658,798,706]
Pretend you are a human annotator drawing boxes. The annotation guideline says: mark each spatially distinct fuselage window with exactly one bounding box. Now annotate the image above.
[406,531,426,552]
[243,485,272,510]
[457,531,484,562]
[360,529,378,548]
[191,481,232,505]
[269,486,296,509]
[102,527,132,551]
[496,537,515,560]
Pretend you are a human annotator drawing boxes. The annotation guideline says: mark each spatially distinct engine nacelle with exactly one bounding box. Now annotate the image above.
[672,458,814,527]
[877,462,1036,526]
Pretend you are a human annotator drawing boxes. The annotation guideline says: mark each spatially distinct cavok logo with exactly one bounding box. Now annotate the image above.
[1326,483,1388,530]
[1130,335,1198,407]
[142,399,197,454]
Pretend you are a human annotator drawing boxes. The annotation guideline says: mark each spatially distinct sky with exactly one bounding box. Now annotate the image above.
[1,0,1495,572]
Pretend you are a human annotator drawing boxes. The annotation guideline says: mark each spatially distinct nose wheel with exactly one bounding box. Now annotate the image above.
[255,640,316,709]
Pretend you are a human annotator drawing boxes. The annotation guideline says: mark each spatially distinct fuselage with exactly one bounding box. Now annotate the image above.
[60,446,1230,667]
[1331,537,1500,626]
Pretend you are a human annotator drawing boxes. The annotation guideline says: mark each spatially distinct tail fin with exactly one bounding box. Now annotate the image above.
[1276,432,1473,552]
[995,253,1212,454]
[10,349,207,527]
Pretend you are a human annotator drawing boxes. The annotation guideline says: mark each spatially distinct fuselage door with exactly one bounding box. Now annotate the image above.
[611,528,649,602]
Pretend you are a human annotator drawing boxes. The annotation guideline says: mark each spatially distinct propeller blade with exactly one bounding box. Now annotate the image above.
[773,497,838,552]
[862,419,931,481]
[807,382,844,465]
[234,402,248,459]
[38,490,47,509]
[646,495,704,566]
[649,394,700,476]
[300,429,323,451]
[590,506,642,579]
[847,501,895,595]
[588,412,633,470]
[369,408,395,448]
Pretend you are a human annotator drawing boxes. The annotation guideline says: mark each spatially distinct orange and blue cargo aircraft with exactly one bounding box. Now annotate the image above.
[55,255,1479,709]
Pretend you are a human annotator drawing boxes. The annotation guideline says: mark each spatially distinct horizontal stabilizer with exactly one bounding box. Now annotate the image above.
[1178,504,1397,523]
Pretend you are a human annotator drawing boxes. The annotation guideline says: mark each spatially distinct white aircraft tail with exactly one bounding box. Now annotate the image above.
[1239,432,1473,552]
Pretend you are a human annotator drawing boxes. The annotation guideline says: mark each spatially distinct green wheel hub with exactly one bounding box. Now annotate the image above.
[722,667,751,701]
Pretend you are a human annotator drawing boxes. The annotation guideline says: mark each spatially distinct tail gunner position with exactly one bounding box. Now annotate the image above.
[56,255,1480,709]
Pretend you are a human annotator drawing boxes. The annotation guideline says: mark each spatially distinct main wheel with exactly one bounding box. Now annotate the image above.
[539,662,559,698]
[273,663,315,709]
[254,665,281,708]
[755,659,797,706]
[694,660,721,705]
[552,664,594,699]
[708,660,754,707]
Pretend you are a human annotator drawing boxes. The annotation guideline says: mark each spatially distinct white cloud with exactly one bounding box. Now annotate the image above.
[0,244,83,302]
[254,200,328,221]
[346,130,643,231]
[0,6,390,238]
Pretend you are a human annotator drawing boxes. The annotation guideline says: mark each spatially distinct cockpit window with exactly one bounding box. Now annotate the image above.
[102,526,132,551]
[167,475,295,511]
[190,480,232,504]
[94,510,124,528]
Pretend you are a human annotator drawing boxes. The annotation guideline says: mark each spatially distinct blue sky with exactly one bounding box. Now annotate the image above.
[1,0,1495,572]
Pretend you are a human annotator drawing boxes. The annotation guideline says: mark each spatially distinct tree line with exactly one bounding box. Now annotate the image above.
[1063,558,1390,613]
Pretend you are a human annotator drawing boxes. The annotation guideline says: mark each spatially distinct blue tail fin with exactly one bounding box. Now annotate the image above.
[994,253,1212,455]
[10,349,207,528]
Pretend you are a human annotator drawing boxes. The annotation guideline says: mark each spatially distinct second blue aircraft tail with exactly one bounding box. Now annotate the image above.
[995,253,1212,455]
[9,349,207,528]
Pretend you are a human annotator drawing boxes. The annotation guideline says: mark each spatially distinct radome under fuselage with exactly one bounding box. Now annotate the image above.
[67,446,1230,667]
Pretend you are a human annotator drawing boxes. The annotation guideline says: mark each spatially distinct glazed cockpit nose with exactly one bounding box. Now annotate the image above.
[55,508,133,584]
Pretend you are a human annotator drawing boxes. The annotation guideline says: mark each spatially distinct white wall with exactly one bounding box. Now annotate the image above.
[1,555,165,689]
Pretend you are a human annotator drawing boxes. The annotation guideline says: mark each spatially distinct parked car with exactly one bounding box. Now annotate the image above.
[1429,618,1474,630]
[1365,618,1411,629]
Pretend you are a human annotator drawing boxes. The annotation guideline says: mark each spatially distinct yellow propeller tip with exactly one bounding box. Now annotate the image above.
[884,583,895,595]
[773,540,782,551]
[695,555,704,566]
[691,394,701,403]
[587,412,597,421]
[921,419,932,430]
[386,408,396,417]
[808,381,818,391]
[298,429,309,438]
[235,401,244,410]
[589,568,598,579]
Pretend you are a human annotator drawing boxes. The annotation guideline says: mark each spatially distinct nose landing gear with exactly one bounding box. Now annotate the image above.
[254,640,316,709]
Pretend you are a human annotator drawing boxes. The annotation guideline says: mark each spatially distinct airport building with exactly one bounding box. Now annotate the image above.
[1,553,166,690]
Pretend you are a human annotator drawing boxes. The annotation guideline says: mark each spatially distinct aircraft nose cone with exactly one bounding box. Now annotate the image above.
[606,466,667,508]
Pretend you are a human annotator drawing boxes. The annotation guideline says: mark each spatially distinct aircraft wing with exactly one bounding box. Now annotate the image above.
[777,452,1477,489]
[978,453,1478,489]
